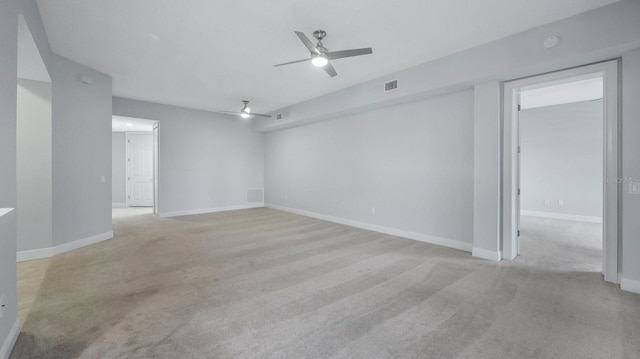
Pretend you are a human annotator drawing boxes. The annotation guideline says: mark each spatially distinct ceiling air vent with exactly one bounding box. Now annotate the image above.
[276,114,282,120]
[384,80,398,92]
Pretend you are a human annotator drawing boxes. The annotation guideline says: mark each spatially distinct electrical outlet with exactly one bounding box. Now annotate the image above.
[284,195,288,200]
[544,199,550,205]
[0,294,5,319]
[630,182,640,194]
[371,207,376,215]
[558,200,564,206]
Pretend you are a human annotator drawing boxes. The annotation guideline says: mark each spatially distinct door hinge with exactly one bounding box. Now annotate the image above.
[518,146,521,154]
[517,104,521,111]
[517,188,521,195]
[128,158,130,162]
[128,139,130,143]
[128,195,130,199]
[518,230,521,237]
[128,177,130,180]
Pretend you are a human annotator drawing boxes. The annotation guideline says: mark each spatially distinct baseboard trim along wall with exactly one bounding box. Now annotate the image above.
[0,318,20,359]
[16,231,114,262]
[112,203,126,208]
[520,210,602,223]
[266,203,472,253]
[158,203,264,218]
[472,247,502,261]
[620,278,640,294]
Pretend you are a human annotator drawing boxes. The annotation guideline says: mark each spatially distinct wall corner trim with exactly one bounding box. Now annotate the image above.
[17,230,114,262]
[620,278,640,294]
[0,318,20,359]
[265,203,472,253]
[158,203,264,218]
[472,247,501,261]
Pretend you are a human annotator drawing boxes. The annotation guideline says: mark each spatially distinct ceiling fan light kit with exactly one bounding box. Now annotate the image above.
[274,29,373,77]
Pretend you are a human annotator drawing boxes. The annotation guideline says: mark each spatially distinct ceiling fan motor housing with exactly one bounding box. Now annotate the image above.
[313,30,327,41]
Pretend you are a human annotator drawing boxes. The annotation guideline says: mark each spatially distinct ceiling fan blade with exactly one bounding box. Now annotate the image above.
[214,110,240,115]
[323,61,338,77]
[251,113,272,118]
[326,48,373,60]
[295,31,319,54]
[273,58,310,67]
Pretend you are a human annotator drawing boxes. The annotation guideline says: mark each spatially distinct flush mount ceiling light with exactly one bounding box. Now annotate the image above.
[274,30,373,77]
[214,100,271,119]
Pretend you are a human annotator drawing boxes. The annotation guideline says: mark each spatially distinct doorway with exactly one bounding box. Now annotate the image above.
[502,60,619,283]
[112,116,158,213]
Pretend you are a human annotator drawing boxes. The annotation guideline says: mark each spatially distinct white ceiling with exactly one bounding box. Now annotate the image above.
[18,14,51,83]
[520,77,603,110]
[112,116,156,132]
[36,0,618,113]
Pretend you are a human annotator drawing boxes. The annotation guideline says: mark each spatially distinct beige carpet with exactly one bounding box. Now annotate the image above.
[10,208,640,358]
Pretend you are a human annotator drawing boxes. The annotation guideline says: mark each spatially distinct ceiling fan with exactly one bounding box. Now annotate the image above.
[274,30,373,77]
[215,100,271,118]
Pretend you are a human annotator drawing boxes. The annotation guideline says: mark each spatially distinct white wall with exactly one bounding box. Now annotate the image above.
[112,132,126,205]
[265,89,474,247]
[17,78,52,252]
[112,98,264,216]
[519,100,603,219]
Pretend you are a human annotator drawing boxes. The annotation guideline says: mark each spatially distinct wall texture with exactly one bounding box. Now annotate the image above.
[17,78,52,252]
[265,89,474,246]
[112,98,264,216]
[112,132,126,205]
[519,100,603,219]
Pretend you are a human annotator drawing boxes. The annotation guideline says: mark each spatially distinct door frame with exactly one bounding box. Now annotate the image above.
[502,60,620,283]
[153,123,159,215]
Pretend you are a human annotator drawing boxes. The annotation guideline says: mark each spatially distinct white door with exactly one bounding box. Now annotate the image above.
[127,133,154,207]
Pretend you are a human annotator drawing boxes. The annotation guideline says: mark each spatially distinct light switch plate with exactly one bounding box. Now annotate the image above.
[630,182,640,195]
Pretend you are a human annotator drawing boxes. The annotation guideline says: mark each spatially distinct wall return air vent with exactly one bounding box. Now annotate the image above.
[384,80,398,92]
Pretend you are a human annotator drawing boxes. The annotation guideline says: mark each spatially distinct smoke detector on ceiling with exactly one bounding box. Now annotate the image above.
[543,36,559,49]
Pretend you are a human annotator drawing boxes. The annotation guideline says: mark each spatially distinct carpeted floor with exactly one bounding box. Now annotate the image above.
[10,209,640,358]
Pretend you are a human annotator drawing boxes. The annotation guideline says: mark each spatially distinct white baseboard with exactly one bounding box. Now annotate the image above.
[620,278,640,294]
[159,203,264,218]
[0,318,20,359]
[520,210,602,223]
[112,203,127,208]
[472,247,501,261]
[17,230,114,262]
[266,203,472,253]
[16,247,54,262]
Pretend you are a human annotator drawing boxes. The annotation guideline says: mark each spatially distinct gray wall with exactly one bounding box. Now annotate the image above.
[519,100,603,218]
[17,78,52,252]
[112,132,126,204]
[265,89,474,244]
[0,0,19,351]
[112,98,264,215]
[622,49,640,284]
[51,54,113,246]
